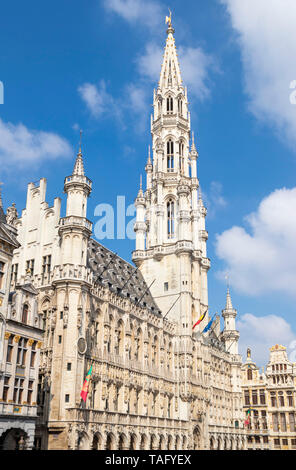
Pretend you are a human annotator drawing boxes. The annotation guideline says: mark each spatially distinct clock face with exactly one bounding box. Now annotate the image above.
[77,337,87,355]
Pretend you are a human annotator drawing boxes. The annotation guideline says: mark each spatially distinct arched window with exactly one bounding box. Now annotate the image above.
[158,100,162,117]
[178,98,183,116]
[22,304,29,324]
[179,142,185,174]
[167,200,175,239]
[167,140,174,171]
[167,96,173,114]
[247,368,253,381]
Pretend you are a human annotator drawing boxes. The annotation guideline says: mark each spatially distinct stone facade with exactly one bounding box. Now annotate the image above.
[0,18,246,450]
[0,192,43,450]
[242,345,296,450]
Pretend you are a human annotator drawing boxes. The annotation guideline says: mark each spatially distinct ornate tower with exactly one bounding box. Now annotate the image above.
[133,18,211,333]
[59,138,92,266]
[47,141,93,446]
[221,287,240,355]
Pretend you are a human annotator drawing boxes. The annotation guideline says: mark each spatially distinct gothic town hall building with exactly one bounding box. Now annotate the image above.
[0,20,246,450]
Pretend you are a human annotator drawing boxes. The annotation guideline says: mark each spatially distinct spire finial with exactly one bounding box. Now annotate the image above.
[73,130,85,176]
[165,9,174,34]
[140,174,142,190]
[225,275,233,310]
[78,129,83,155]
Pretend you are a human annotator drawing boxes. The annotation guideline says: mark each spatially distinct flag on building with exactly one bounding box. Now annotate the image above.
[192,310,207,330]
[80,365,93,402]
[202,315,216,334]
[244,408,253,427]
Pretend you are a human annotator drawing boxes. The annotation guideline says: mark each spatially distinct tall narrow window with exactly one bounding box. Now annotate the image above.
[22,304,29,324]
[2,376,10,402]
[0,261,5,290]
[6,335,14,362]
[26,259,35,276]
[167,96,173,114]
[289,413,295,432]
[17,338,28,366]
[13,378,24,404]
[247,368,252,380]
[30,341,37,368]
[178,98,183,116]
[179,142,185,174]
[11,264,18,283]
[167,200,175,239]
[280,413,287,432]
[167,140,174,171]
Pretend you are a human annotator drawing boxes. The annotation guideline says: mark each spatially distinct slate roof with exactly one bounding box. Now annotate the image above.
[87,238,162,317]
[0,220,20,248]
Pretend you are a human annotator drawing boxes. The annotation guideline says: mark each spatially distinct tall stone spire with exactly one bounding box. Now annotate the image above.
[226,287,233,310]
[159,13,182,91]
[133,14,211,332]
[63,133,92,221]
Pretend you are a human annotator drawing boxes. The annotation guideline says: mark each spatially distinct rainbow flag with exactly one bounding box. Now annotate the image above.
[192,311,206,330]
[80,365,93,402]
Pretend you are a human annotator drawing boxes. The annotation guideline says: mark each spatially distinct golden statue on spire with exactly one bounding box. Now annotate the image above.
[165,9,172,28]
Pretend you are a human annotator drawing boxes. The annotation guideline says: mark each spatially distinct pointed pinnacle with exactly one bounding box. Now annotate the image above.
[226,287,233,310]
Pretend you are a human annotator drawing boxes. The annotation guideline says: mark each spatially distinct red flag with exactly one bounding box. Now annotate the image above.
[80,365,93,402]
[193,312,206,330]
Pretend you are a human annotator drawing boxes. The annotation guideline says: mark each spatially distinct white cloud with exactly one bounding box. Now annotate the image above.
[78,81,117,118]
[203,181,227,218]
[215,187,296,296]
[221,0,296,149]
[103,0,163,31]
[238,313,296,366]
[0,118,72,168]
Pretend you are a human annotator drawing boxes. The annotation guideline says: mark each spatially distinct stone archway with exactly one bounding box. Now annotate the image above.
[106,433,116,450]
[168,435,174,450]
[193,427,201,450]
[92,433,103,450]
[140,434,148,450]
[78,432,89,450]
[175,435,181,450]
[129,433,137,450]
[217,437,222,450]
[159,435,166,450]
[0,428,28,450]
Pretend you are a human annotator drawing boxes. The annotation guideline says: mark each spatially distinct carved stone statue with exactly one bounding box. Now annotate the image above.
[6,203,18,227]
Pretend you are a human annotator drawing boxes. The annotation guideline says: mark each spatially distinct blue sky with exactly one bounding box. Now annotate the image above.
[1,0,296,365]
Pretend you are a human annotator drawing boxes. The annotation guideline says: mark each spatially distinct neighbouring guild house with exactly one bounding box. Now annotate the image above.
[242,345,296,450]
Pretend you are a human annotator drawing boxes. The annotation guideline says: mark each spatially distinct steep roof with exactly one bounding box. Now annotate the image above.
[87,238,162,317]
